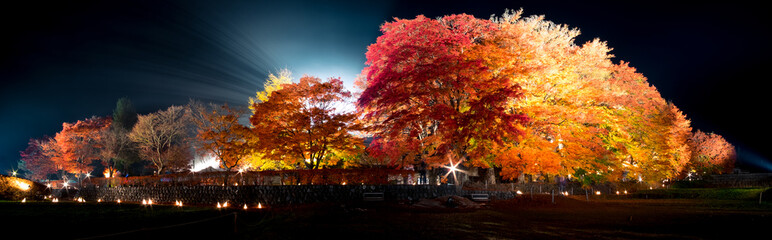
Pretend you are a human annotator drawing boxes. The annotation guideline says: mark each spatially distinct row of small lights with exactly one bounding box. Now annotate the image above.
[515,190,630,196]
[27,195,266,210]
[30,177,268,209]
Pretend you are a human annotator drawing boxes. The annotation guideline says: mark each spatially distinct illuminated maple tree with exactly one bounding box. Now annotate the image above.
[358,14,528,173]
[44,117,111,180]
[362,137,422,168]
[596,62,666,182]
[250,76,364,169]
[358,10,729,184]
[689,130,736,175]
[596,63,698,183]
[189,101,252,171]
[19,138,57,181]
[248,69,292,113]
[486,10,616,181]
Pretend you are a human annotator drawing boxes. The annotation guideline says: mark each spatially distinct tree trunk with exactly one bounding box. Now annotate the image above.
[486,168,497,186]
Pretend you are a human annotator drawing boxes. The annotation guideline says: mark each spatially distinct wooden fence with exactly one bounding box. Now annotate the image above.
[85,169,417,187]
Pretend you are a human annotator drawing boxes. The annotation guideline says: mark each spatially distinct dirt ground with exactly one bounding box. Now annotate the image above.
[4,195,772,239]
[249,195,772,239]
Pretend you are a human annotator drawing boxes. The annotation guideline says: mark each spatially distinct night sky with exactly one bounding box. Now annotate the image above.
[2,1,770,174]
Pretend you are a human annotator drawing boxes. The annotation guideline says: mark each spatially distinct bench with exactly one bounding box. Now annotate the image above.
[470,193,490,202]
[363,192,384,201]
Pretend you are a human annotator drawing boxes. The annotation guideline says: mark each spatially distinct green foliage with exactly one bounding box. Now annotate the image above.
[573,168,608,188]
[112,97,138,130]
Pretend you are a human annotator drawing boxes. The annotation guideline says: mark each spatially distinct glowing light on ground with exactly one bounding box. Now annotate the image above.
[103,169,114,178]
[117,199,121,203]
[258,203,263,209]
[191,154,221,172]
[13,180,30,191]
[98,199,102,202]
[148,199,153,205]
[516,190,523,195]
[223,201,228,207]
[243,204,248,210]
[217,202,222,208]
[616,191,620,195]
[624,190,628,194]
[142,199,147,205]
[342,182,346,185]
[21,198,26,203]
[595,191,601,195]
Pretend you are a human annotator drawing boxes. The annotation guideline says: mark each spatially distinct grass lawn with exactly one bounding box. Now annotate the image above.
[3,190,772,239]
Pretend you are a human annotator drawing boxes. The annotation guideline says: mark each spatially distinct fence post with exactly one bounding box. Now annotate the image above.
[760,190,764,205]
[585,189,589,202]
[551,189,555,204]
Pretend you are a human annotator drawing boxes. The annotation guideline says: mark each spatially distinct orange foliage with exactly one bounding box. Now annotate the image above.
[359,10,731,183]
[250,76,364,169]
[190,102,252,171]
[45,116,111,175]
[689,130,736,175]
[485,10,616,179]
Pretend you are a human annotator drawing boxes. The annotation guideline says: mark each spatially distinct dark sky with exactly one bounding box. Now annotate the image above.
[2,0,770,174]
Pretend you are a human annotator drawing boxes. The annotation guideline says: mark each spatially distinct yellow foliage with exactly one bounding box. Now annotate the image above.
[242,152,295,170]
[248,69,293,113]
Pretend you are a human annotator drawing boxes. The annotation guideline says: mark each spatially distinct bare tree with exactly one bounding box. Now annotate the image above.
[129,105,192,175]
[98,127,134,177]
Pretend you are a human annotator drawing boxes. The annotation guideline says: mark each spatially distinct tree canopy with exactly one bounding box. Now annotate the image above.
[356,10,737,184]
[251,76,364,169]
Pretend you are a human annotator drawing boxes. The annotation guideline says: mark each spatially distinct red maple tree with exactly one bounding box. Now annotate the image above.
[358,14,528,172]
